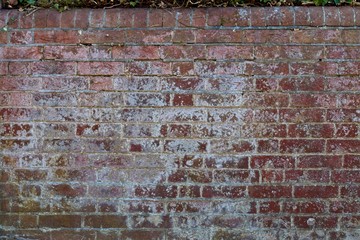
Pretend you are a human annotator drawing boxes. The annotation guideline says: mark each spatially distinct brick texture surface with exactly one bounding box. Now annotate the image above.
[0,7,359,240]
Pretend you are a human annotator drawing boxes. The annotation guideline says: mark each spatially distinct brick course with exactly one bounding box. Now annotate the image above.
[0,7,360,240]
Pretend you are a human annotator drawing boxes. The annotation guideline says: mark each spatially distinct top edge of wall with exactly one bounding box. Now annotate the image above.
[1,7,360,28]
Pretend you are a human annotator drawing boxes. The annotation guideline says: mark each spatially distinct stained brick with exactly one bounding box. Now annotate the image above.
[1,7,360,238]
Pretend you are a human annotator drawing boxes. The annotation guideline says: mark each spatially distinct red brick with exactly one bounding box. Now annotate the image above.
[173,94,193,106]
[135,185,177,198]
[294,7,309,25]
[162,10,176,27]
[332,170,360,183]
[187,170,212,183]
[0,76,40,91]
[148,9,163,27]
[248,186,291,198]
[33,10,47,28]
[0,183,19,198]
[167,124,191,137]
[39,215,81,228]
[48,184,86,197]
[0,108,42,122]
[32,61,76,75]
[245,62,289,76]
[8,62,32,75]
[161,46,206,60]
[89,9,104,28]
[280,109,326,123]
[78,62,124,76]
[80,30,126,44]
[207,46,253,60]
[15,169,47,181]
[131,215,171,228]
[9,31,32,44]
[195,30,242,43]
[288,124,334,138]
[336,124,358,138]
[298,155,342,169]
[284,201,326,214]
[126,61,171,75]
[176,9,191,27]
[113,46,160,60]
[324,7,340,26]
[133,9,147,28]
[202,186,246,198]
[19,215,37,228]
[294,186,338,198]
[118,8,134,27]
[0,123,32,137]
[285,170,330,183]
[341,185,360,198]
[46,9,61,28]
[126,30,172,44]
[44,46,89,60]
[287,77,325,92]
[344,155,360,169]
[167,170,186,183]
[176,155,203,168]
[211,140,254,154]
[165,140,207,153]
[259,201,281,213]
[0,214,19,227]
[51,230,96,240]
[244,30,291,44]
[330,201,360,213]
[17,12,33,29]
[327,77,360,91]
[120,230,166,240]
[294,216,337,229]
[104,9,120,28]
[0,170,10,182]
[34,30,79,44]
[309,7,324,26]
[251,156,295,169]
[60,9,76,28]
[290,94,336,108]
[89,185,126,198]
[261,170,282,183]
[0,31,7,44]
[250,8,266,26]
[179,186,201,198]
[126,93,169,107]
[53,169,96,181]
[1,139,35,151]
[0,47,42,60]
[266,7,294,26]
[85,215,127,228]
[340,216,360,228]
[280,140,325,153]
[338,94,360,108]
[21,185,41,197]
[327,140,360,153]
[75,9,90,28]
[208,8,250,27]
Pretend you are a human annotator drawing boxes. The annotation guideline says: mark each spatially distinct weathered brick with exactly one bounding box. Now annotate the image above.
[295,186,338,198]
[248,186,291,198]
[280,140,325,153]
[39,215,81,228]
[1,7,360,238]
[78,62,124,76]
[85,215,127,228]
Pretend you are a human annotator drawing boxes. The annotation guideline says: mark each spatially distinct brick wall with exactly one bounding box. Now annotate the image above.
[0,7,359,240]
